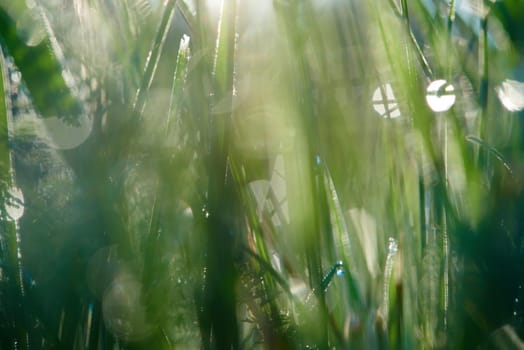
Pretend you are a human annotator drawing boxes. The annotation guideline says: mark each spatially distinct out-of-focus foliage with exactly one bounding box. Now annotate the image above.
[0,0,523,349]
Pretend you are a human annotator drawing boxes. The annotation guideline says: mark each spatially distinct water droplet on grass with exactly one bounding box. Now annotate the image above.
[321,261,345,290]
[388,237,398,254]
[336,264,345,277]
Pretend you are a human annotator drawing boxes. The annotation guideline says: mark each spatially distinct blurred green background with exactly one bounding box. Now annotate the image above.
[0,0,524,348]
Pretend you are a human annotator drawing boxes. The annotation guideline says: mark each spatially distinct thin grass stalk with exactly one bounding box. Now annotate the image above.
[387,0,403,17]
[442,120,450,333]
[184,5,214,343]
[322,168,369,349]
[201,0,240,348]
[441,0,457,331]
[133,0,178,116]
[271,5,332,346]
[137,33,194,349]
[442,211,450,329]
[228,166,297,346]
[0,46,27,350]
[374,1,435,163]
[447,0,456,79]
[227,159,278,293]
[166,35,190,134]
[400,0,433,79]
[378,5,422,346]
[465,136,513,174]
[142,34,190,334]
[175,1,195,30]
[142,32,192,284]
[323,170,364,312]
[274,0,325,159]
[479,15,489,172]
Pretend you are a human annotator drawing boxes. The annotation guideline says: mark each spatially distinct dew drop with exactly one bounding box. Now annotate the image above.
[201,206,210,218]
[388,237,398,254]
[336,266,345,277]
[335,260,346,277]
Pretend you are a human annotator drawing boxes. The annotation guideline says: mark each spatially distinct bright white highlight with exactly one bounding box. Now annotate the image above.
[496,79,524,112]
[426,79,456,112]
[372,83,401,119]
[6,187,24,221]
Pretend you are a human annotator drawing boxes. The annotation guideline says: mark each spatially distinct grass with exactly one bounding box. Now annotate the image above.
[0,0,523,348]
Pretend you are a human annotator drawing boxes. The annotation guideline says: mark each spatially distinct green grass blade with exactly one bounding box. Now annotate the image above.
[0,5,82,119]
[0,45,28,350]
[133,0,178,116]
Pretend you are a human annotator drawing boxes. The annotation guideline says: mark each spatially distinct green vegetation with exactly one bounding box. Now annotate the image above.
[0,0,523,348]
